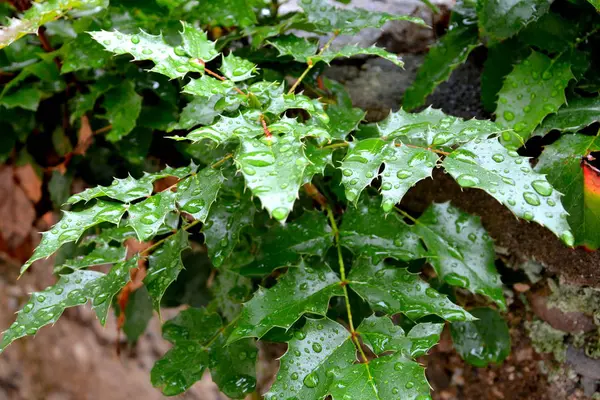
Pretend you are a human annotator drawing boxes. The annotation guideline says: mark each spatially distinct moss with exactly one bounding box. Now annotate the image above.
[526,320,567,362]
[547,279,600,319]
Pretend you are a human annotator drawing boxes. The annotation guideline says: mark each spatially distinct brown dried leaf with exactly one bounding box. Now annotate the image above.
[0,166,36,249]
[14,164,42,203]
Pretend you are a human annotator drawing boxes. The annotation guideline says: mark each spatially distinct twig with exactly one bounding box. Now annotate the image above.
[259,114,272,138]
[288,32,339,94]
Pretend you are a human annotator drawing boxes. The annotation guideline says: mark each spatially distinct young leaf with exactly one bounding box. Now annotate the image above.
[299,0,426,35]
[239,211,333,276]
[265,318,356,400]
[495,51,574,147]
[403,25,479,111]
[340,195,425,261]
[127,191,177,241]
[414,202,505,309]
[21,200,127,273]
[443,137,573,245]
[175,167,224,222]
[476,0,553,43]
[220,53,256,82]
[144,229,190,312]
[103,82,142,142]
[450,307,511,367]
[348,258,474,322]
[227,260,344,343]
[534,96,600,137]
[536,134,600,249]
[179,21,219,60]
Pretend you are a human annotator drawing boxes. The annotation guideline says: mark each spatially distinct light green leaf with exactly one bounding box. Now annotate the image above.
[495,50,574,147]
[219,53,256,82]
[299,0,426,35]
[239,211,333,276]
[476,0,553,43]
[179,21,219,60]
[535,134,600,249]
[414,202,505,308]
[534,96,600,137]
[340,195,425,261]
[184,110,262,143]
[236,135,310,222]
[303,142,334,183]
[21,200,127,274]
[450,307,511,367]
[265,318,356,400]
[168,96,221,131]
[175,167,224,222]
[182,75,235,98]
[127,191,177,241]
[103,82,142,142]
[403,25,479,111]
[348,258,474,321]
[443,137,573,244]
[54,243,127,273]
[317,45,404,67]
[0,85,43,111]
[227,260,344,343]
[144,229,190,312]
[91,257,139,324]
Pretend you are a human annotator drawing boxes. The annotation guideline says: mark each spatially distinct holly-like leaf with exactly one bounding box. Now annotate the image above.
[102,82,142,142]
[299,0,426,35]
[303,142,334,182]
[127,191,177,241]
[443,137,573,244]
[168,96,220,131]
[239,211,333,276]
[144,229,190,312]
[328,352,430,400]
[476,0,553,43]
[358,315,443,358]
[450,307,511,367]
[220,53,256,82]
[182,75,235,98]
[348,258,474,321]
[534,96,600,137]
[536,134,600,249]
[236,135,310,222]
[414,202,505,308]
[203,194,255,267]
[325,104,365,141]
[91,257,140,324]
[175,167,224,222]
[21,200,127,274]
[179,21,219,60]
[211,270,253,321]
[340,138,438,211]
[89,28,209,79]
[54,243,127,273]
[403,25,479,111]
[0,0,107,49]
[340,195,425,261]
[183,110,263,143]
[60,34,112,73]
[265,318,356,400]
[123,286,153,343]
[151,308,257,398]
[495,51,574,148]
[227,260,344,343]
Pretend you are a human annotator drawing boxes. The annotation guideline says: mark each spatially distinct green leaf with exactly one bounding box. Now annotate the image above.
[182,75,235,98]
[375,107,502,148]
[239,211,333,276]
[299,0,426,35]
[304,142,334,182]
[168,96,220,131]
[92,257,140,324]
[476,0,553,43]
[60,34,111,73]
[450,307,511,367]
[151,307,258,398]
[328,352,430,399]
[127,191,177,242]
[21,200,127,274]
[228,260,344,342]
[54,243,127,273]
[358,315,443,357]
[0,85,43,111]
[48,170,72,208]
[414,202,505,309]
[534,96,600,136]
[518,12,586,54]
[587,0,600,11]
[89,29,207,79]
[103,82,142,142]
[219,53,256,82]
[443,137,573,244]
[403,25,479,111]
[203,194,255,267]
[495,50,574,148]
[211,270,252,321]
[175,167,224,222]
[144,229,190,312]
[265,318,356,400]
[179,21,219,60]
[317,45,404,67]
[325,104,365,141]
[535,134,600,249]
[236,135,310,222]
[184,110,262,143]
[339,195,425,261]
[348,258,474,321]
[0,0,107,49]
[123,286,153,343]
[339,138,438,211]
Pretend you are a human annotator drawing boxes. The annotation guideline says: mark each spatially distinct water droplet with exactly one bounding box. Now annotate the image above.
[55,288,64,295]
[291,372,299,380]
[326,366,340,378]
[394,362,404,371]
[381,182,392,191]
[425,288,440,298]
[523,192,540,206]
[174,46,186,56]
[501,177,515,186]
[130,35,140,44]
[382,199,395,213]
[405,381,415,389]
[445,273,469,287]
[560,231,574,247]
[547,199,556,206]
[456,175,479,188]
[503,111,515,121]
[312,343,322,353]
[294,331,306,340]
[343,169,353,177]
[94,293,109,305]
[523,211,534,221]
[299,282,308,290]
[542,71,553,80]
[531,180,553,196]
[303,372,319,388]
[142,48,153,55]
[507,199,516,206]
[492,154,504,163]
[37,295,46,303]
[272,207,289,221]
[23,303,34,313]
[397,170,412,179]
[26,328,37,335]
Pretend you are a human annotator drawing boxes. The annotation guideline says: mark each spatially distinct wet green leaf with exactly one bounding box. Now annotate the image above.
[477,0,553,43]
[127,191,177,241]
[534,96,600,137]
[220,53,256,82]
[211,270,252,321]
[175,167,224,222]
[123,286,153,343]
[103,81,142,142]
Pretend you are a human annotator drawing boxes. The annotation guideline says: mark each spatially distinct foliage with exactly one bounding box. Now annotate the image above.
[0,0,586,398]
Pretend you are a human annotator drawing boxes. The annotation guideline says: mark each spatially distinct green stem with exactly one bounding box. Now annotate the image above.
[394,206,419,224]
[321,141,350,150]
[287,32,339,95]
[141,220,201,256]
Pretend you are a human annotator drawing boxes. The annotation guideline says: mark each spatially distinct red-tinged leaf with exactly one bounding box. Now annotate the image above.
[583,156,600,250]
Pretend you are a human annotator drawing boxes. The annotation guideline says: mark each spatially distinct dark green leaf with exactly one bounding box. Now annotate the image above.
[103,81,142,142]
[127,191,177,241]
[123,286,153,343]
[477,0,553,43]
[534,96,600,136]
[175,167,224,222]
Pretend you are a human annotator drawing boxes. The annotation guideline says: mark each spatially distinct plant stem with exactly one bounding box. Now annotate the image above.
[326,205,369,364]
[194,59,247,96]
[395,206,419,224]
[287,32,339,95]
[321,141,350,150]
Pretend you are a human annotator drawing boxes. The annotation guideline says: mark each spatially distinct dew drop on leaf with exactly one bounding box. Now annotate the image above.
[523,192,541,206]
[456,174,479,187]
[303,372,319,388]
[531,180,553,196]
